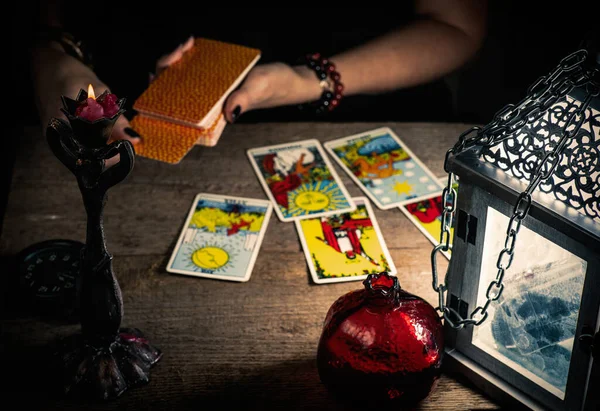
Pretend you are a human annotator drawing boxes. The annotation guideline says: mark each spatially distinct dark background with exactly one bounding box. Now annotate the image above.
[6,1,600,234]
[15,2,599,126]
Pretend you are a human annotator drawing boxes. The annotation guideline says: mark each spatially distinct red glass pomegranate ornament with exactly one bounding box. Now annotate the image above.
[317,272,444,407]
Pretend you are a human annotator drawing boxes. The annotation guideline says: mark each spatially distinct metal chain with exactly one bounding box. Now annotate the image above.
[431,49,600,329]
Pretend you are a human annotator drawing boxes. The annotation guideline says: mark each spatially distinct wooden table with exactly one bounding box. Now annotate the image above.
[1,123,501,410]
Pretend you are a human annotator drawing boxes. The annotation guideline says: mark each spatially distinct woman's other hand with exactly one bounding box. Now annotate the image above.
[223,63,322,123]
[30,43,140,145]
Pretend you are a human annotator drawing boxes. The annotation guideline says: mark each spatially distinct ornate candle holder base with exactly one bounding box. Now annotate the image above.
[45,89,162,401]
[55,328,162,400]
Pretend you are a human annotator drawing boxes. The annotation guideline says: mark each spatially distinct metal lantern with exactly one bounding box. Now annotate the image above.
[431,49,599,410]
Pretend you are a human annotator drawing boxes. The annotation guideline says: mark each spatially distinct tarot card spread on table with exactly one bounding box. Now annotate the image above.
[296,197,396,284]
[324,127,443,209]
[398,178,459,260]
[167,193,272,282]
[247,139,355,222]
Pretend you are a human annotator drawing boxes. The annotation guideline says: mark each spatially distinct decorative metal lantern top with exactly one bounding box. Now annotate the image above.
[481,73,599,223]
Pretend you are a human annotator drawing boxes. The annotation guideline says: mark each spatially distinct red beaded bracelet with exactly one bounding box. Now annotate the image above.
[301,53,344,115]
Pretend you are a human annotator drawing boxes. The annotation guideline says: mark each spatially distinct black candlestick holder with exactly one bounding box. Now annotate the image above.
[46,89,162,400]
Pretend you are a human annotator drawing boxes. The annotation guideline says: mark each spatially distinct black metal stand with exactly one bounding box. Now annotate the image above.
[45,93,161,400]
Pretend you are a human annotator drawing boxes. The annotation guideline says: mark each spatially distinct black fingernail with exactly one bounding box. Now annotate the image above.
[231,106,241,122]
[124,127,141,139]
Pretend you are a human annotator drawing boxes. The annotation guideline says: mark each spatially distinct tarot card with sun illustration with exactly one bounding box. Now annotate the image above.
[247,139,355,222]
[167,193,272,282]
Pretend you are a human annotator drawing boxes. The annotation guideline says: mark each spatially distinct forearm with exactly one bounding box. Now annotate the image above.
[30,1,104,120]
[29,41,109,129]
[31,43,96,88]
[293,0,487,97]
[333,20,484,95]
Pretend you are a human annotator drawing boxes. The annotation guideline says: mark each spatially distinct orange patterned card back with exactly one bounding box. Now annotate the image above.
[131,114,226,164]
[133,38,261,128]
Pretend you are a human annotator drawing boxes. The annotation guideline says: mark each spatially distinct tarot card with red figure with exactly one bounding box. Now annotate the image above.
[398,178,459,259]
[295,197,396,284]
[247,139,355,222]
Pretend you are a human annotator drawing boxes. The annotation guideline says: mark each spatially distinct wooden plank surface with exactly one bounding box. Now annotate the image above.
[0,122,500,410]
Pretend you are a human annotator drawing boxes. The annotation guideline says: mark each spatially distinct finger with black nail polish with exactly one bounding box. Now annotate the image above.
[231,106,241,123]
[124,127,141,140]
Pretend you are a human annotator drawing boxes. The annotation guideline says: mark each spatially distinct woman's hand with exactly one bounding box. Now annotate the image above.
[30,43,140,145]
[223,63,322,122]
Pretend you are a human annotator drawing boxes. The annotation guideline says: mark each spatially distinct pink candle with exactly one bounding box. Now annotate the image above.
[98,93,120,118]
[74,84,120,121]
[75,97,105,121]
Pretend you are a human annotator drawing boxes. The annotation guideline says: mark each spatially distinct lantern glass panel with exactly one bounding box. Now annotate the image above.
[471,206,587,400]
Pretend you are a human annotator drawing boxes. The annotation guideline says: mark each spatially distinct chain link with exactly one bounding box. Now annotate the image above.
[430,49,599,329]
